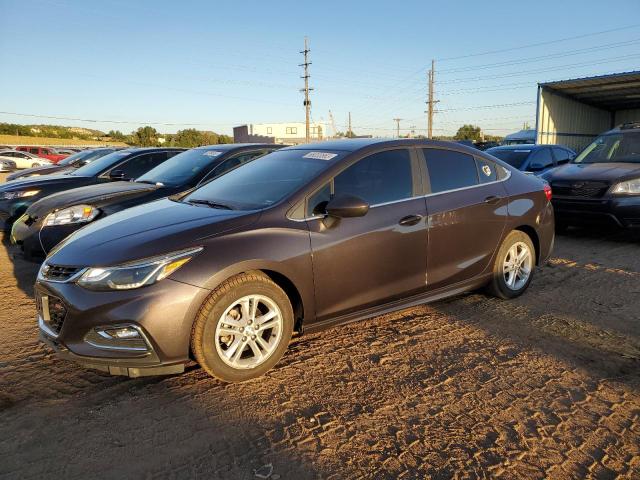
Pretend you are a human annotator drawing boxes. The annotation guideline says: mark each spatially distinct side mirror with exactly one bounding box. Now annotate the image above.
[109,169,126,180]
[325,194,369,218]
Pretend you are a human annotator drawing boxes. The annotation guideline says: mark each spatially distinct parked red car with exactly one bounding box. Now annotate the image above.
[15,146,69,164]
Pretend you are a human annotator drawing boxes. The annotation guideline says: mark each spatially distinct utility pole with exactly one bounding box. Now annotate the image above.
[409,125,416,138]
[348,112,352,137]
[299,37,313,143]
[393,118,402,138]
[426,59,439,139]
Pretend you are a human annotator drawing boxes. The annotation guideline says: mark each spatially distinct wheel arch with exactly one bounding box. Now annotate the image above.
[513,224,540,265]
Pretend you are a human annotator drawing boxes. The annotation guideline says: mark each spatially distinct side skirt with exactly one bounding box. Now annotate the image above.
[303,274,492,335]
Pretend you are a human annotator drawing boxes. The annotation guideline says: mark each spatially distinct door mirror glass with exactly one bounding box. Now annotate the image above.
[109,169,126,180]
[325,194,369,218]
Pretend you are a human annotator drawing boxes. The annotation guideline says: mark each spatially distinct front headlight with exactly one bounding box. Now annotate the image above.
[45,205,100,226]
[77,247,203,291]
[0,190,40,200]
[610,178,640,195]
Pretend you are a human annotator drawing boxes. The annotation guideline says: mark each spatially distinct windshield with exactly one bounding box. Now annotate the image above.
[57,150,92,166]
[487,148,531,169]
[183,149,343,210]
[71,150,132,177]
[574,132,640,164]
[137,148,225,187]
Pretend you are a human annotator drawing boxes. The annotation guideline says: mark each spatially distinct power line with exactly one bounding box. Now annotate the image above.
[0,111,217,127]
[436,23,640,62]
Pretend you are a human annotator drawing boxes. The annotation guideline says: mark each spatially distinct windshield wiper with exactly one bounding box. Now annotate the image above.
[188,199,234,210]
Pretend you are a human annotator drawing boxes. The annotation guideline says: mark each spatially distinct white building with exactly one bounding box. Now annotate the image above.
[248,122,327,144]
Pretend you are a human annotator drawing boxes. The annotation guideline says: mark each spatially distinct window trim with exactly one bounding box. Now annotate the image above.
[294,147,422,220]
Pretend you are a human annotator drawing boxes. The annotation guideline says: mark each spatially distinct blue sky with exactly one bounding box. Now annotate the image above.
[0,0,639,137]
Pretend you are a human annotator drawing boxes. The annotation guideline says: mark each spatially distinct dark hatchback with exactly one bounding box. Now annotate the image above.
[486,144,575,175]
[12,144,281,259]
[6,147,121,181]
[35,139,554,382]
[0,147,184,230]
[542,123,640,231]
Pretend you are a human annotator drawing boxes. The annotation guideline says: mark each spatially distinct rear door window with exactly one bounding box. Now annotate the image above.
[29,148,40,155]
[423,149,479,193]
[552,148,572,165]
[116,152,170,180]
[476,158,498,183]
[333,149,414,205]
[529,148,554,170]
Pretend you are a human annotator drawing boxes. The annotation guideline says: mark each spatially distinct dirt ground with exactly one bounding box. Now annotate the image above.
[1,171,639,479]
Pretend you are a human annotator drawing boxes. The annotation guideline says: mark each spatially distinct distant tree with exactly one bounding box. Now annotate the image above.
[130,126,159,146]
[173,128,205,147]
[217,134,233,144]
[108,130,127,141]
[454,124,482,142]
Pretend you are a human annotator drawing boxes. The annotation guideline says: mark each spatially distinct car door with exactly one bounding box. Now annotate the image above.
[13,152,31,169]
[422,148,508,290]
[307,147,428,321]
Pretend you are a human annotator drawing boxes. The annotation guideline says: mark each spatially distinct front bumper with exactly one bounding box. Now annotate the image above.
[553,195,640,228]
[11,215,78,260]
[0,198,36,231]
[35,276,210,377]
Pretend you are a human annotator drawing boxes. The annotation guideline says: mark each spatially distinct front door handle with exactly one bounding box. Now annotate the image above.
[484,195,501,205]
[398,214,423,226]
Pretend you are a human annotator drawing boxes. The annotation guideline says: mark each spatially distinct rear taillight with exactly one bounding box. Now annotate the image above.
[543,184,552,202]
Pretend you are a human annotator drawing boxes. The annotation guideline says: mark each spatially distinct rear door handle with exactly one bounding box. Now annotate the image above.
[484,195,501,205]
[398,214,423,226]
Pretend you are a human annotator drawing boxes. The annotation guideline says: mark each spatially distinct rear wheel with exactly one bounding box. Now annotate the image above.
[191,272,294,382]
[31,163,40,168]
[486,230,535,299]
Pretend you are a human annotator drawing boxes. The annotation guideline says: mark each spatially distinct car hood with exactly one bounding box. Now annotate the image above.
[544,162,640,183]
[26,181,160,218]
[0,173,88,192]
[46,198,261,267]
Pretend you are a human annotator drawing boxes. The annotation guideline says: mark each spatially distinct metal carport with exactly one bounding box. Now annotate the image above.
[536,71,640,151]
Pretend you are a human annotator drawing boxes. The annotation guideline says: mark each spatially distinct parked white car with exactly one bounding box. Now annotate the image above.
[0,150,53,169]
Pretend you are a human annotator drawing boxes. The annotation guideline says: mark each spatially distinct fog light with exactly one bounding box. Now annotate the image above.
[85,325,149,352]
[99,327,141,339]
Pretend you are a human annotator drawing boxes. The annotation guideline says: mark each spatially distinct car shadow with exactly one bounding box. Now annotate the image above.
[1,233,39,297]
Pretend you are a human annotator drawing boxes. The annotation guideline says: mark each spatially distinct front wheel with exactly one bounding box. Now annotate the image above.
[191,272,294,382]
[31,163,41,168]
[485,230,535,299]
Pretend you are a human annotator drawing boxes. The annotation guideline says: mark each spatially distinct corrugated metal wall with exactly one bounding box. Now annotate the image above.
[536,87,611,151]
[615,109,640,124]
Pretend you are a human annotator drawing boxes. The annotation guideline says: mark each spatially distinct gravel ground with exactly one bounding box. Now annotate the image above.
[1,171,639,479]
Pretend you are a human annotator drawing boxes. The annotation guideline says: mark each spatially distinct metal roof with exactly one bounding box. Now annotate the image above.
[539,70,640,111]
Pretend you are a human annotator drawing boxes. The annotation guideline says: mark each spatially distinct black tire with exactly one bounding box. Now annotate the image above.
[191,271,294,382]
[485,230,536,300]
[31,163,40,168]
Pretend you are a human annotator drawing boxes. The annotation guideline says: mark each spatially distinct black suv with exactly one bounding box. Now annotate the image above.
[542,123,640,232]
[11,144,281,259]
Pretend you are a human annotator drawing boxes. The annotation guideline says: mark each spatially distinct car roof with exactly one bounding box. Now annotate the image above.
[191,143,282,152]
[281,138,482,153]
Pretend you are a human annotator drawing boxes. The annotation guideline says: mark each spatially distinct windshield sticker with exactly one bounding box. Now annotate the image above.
[203,151,223,157]
[303,151,338,161]
[482,165,492,176]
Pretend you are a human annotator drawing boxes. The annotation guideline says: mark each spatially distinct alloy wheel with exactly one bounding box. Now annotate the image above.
[214,294,283,369]
[502,241,532,291]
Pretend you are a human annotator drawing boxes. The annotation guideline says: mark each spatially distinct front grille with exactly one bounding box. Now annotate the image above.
[42,264,83,282]
[37,295,68,335]
[552,181,610,198]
